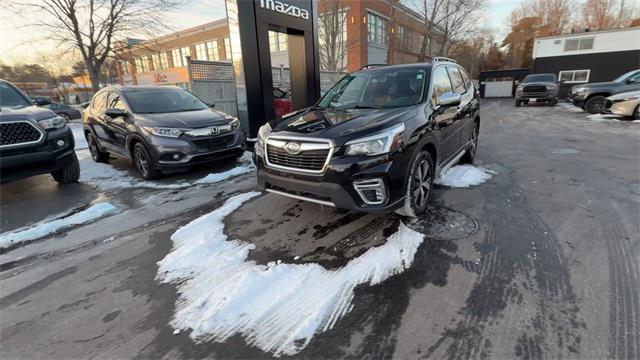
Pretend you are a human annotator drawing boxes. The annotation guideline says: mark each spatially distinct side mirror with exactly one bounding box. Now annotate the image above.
[105,108,128,118]
[34,98,52,106]
[207,102,216,108]
[438,92,462,107]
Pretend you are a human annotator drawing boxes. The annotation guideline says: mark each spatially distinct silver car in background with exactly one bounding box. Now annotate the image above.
[605,91,640,120]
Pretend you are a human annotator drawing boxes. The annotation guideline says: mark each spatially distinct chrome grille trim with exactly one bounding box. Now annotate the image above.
[264,135,334,175]
[0,121,44,149]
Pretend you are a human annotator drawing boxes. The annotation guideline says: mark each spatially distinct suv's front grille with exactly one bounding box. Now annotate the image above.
[265,138,332,173]
[0,121,43,147]
[190,134,234,150]
[523,85,547,93]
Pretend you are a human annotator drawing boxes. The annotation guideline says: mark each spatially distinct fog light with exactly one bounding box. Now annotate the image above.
[353,178,386,205]
[56,140,65,147]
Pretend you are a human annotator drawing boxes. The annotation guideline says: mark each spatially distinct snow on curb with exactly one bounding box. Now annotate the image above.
[156,192,424,356]
[77,150,253,191]
[69,122,88,150]
[0,202,119,249]
[436,165,496,188]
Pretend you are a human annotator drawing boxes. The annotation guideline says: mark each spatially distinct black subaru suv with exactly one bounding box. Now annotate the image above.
[0,79,79,184]
[256,59,480,217]
[83,86,245,179]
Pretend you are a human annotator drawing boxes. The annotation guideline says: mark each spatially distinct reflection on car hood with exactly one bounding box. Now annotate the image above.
[607,90,640,100]
[577,81,618,89]
[136,109,229,128]
[0,105,58,121]
[272,106,416,142]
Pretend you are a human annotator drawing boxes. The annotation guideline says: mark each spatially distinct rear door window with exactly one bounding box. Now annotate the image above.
[92,92,108,113]
[106,92,126,110]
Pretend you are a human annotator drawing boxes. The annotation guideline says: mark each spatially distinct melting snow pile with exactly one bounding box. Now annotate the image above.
[436,165,495,188]
[0,202,119,249]
[77,150,253,191]
[156,192,424,356]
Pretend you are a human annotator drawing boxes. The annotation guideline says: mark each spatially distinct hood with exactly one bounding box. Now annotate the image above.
[272,106,416,143]
[135,109,230,128]
[607,90,640,101]
[0,105,58,122]
[574,81,619,90]
[520,82,555,87]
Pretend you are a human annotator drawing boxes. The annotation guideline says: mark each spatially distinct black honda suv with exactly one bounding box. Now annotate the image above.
[83,86,246,179]
[1,79,79,184]
[256,60,480,217]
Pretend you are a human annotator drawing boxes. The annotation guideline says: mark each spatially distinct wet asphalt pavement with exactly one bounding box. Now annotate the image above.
[1,99,639,359]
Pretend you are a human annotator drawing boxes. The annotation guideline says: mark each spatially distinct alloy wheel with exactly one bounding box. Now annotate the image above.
[412,159,432,209]
[88,136,99,161]
[134,147,149,177]
[469,126,478,158]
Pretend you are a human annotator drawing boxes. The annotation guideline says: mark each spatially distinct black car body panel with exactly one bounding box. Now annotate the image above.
[255,62,480,213]
[1,80,76,184]
[83,86,246,173]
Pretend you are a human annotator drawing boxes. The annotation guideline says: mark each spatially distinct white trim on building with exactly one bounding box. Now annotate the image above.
[532,27,640,59]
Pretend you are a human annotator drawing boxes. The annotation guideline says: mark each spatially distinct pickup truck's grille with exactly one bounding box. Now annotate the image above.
[0,121,43,147]
[523,85,547,93]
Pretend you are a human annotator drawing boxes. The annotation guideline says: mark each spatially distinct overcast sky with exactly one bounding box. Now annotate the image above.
[0,0,516,66]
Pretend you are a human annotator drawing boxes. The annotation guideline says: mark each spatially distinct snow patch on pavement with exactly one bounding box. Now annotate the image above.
[586,113,623,122]
[69,122,88,149]
[0,202,119,249]
[156,192,425,356]
[77,150,253,191]
[558,102,584,113]
[436,165,496,188]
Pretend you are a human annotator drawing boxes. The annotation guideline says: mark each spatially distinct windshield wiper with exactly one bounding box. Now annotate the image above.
[341,105,379,110]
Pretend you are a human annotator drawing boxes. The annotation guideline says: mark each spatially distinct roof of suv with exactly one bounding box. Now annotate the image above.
[354,60,458,75]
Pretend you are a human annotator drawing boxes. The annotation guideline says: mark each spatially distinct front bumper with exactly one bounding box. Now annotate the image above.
[516,91,556,100]
[0,126,76,183]
[568,92,587,107]
[145,128,246,169]
[606,100,638,117]
[256,151,409,213]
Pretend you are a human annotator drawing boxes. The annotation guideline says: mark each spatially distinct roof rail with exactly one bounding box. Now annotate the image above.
[359,64,388,70]
[432,57,457,64]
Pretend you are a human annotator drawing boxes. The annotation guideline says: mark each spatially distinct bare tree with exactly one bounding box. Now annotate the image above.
[578,0,638,30]
[5,0,185,92]
[318,0,349,72]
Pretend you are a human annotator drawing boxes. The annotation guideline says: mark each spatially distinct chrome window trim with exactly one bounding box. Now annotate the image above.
[0,120,45,149]
[264,135,335,175]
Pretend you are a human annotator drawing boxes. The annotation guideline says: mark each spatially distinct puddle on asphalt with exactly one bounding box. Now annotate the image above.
[224,194,478,269]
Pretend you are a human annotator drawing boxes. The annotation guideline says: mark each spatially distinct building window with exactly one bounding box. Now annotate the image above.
[564,37,594,51]
[207,40,220,61]
[195,43,207,60]
[398,25,412,50]
[224,38,232,60]
[120,61,130,76]
[151,53,168,70]
[135,57,150,73]
[367,12,388,46]
[559,69,590,83]
[171,47,191,67]
[268,31,288,53]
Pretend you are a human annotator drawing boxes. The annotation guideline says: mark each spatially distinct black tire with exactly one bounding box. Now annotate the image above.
[584,95,607,114]
[634,104,640,120]
[395,151,434,218]
[86,133,109,163]
[549,98,558,106]
[132,142,160,180]
[460,123,479,164]
[515,99,521,107]
[52,152,80,184]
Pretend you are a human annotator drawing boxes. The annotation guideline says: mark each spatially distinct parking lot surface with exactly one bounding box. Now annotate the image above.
[1,99,639,359]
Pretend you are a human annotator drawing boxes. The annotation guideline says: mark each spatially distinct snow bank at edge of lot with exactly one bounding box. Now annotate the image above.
[156,192,425,357]
[436,164,496,188]
[0,202,119,249]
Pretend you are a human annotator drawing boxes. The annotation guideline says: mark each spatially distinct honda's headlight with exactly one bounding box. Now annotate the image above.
[256,122,271,156]
[344,123,404,156]
[142,127,186,138]
[38,116,66,130]
[218,117,239,133]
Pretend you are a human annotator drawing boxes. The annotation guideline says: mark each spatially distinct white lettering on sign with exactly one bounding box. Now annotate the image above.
[260,0,309,20]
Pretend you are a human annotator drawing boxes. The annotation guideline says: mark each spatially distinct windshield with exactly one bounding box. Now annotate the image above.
[613,70,640,82]
[0,82,32,109]
[123,87,209,114]
[317,69,427,110]
[523,74,556,83]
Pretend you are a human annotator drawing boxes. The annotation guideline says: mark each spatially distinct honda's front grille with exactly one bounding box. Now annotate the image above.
[190,134,234,150]
[523,85,547,93]
[0,121,43,147]
[265,138,332,173]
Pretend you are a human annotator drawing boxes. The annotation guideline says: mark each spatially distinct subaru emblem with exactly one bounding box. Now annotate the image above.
[284,141,302,154]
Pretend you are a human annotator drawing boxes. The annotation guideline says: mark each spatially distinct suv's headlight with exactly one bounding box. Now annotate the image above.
[256,122,271,156]
[142,127,186,138]
[38,116,66,130]
[344,123,404,156]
